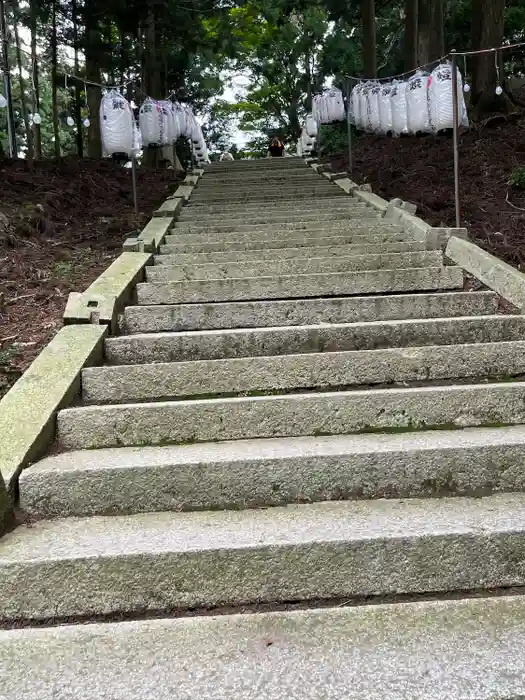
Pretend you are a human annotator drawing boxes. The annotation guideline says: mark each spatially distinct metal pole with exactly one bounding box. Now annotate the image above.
[346,79,353,176]
[0,0,16,158]
[131,154,139,215]
[451,50,461,228]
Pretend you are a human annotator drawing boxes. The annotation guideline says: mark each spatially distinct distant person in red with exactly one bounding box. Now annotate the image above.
[268,136,284,157]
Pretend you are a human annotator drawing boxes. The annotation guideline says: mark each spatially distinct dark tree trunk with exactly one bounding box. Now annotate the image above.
[470,0,509,115]
[84,0,102,158]
[72,0,83,157]
[143,1,162,167]
[12,3,33,167]
[404,0,418,71]
[51,0,61,159]
[418,0,444,67]
[360,0,376,77]
[30,0,41,159]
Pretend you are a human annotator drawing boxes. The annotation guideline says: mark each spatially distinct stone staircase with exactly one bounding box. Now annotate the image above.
[3,156,525,698]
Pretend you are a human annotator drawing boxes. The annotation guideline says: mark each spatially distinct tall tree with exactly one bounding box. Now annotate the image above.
[72,0,83,156]
[404,0,418,71]
[84,0,102,158]
[50,0,60,158]
[471,0,506,113]
[29,0,41,159]
[418,0,445,66]
[361,0,376,77]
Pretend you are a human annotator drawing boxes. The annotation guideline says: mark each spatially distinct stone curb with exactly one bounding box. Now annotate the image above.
[153,198,184,218]
[174,184,195,202]
[63,252,152,333]
[123,216,175,254]
[446,236,525,310]
[0,324,107,531]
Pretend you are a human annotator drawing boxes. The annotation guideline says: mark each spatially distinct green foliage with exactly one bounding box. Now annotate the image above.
[510,167,525,190]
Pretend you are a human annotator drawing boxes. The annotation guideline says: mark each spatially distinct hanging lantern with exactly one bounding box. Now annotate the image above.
[463,83,471,93]
[66,116,75,126]
[0,94,7,108]
[32,112,42,125]
[83,117,90,127]
[495,85,503,96]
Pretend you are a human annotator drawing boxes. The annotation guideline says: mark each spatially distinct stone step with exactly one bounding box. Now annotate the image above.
[83,340,525,405]
[3,494,525,621]
[2,596,525,699]
[136,267,463,305]
[189,188,345,201]
[169,219,398,236]
[57,381,525,450]
[156,241,428,265]
[179,203,368,221]
[106,315,525,365]
[18,426,525,517]
[146,251,444,282]
[160,232,422,255]
[173,211,378,229]
[194,175,328,188]
[184,196,360,211]
[122,291,499,334]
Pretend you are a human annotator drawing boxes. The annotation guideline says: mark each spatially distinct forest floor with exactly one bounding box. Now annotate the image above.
[0,158,182,398]
[328,115,525,269]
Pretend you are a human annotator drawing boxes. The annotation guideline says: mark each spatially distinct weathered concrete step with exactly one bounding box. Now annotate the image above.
[157,241,428,265]
[146,252,443,282]
[3,494,525,621]
[189,191,346,203]
[122,291,499,334]
[83,341,525,405]
[106,316,525,365]
[179,203,368,220]
[57,381,525,450]
[136,267,463,305]
[18,426,525,517]
[174,211,377,229]
[184,196,360,211]
[2,596,525,699]
[160,232,422,255]
[169,218,398,235]
[194,175,327,188]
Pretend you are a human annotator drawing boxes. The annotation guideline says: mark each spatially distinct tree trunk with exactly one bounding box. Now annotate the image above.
[404,0,418,71]
[29,0,41,159]
[143,1,162,167]
[72,0,83,157]
[470,0,507,114]
[360,0,376,78]
[418,0,444,67]
[12,6,33,167]
[84,0,102,158]
[51,0,60,159]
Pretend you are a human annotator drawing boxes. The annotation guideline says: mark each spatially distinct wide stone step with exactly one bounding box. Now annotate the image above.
[168,219,398,236]
[183,196,360,212]
[165,228,406,249]
[178,203,369,221]
[146,251,443,282]
[136,267,463,305]
[156,241,428,265]
[57,382,525,450]
[194,176,328,188]
[189,190,346,203]
[2,596,525,699]
[18,427,525,517]
[83,340,525,405]
[122,291,499,334]
[173,211,379,229]
[106,316,525,365]
[2,494,525,620]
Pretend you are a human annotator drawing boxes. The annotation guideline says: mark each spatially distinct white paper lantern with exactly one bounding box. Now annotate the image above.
[378,84,393,134]
[390,80,409,136]
[406,71,431,133]
[83,118,90,128]
[0,94,7,109]
[139,97,162,145]
[66,116,75,127]
[100,89,134,156]
[32,112,42,125]
[428,63,469,131]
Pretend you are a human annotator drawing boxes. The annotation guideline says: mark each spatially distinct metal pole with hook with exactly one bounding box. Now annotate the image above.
[346,78,353,177]
[131,154,139,215]
[450,49,461,228]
